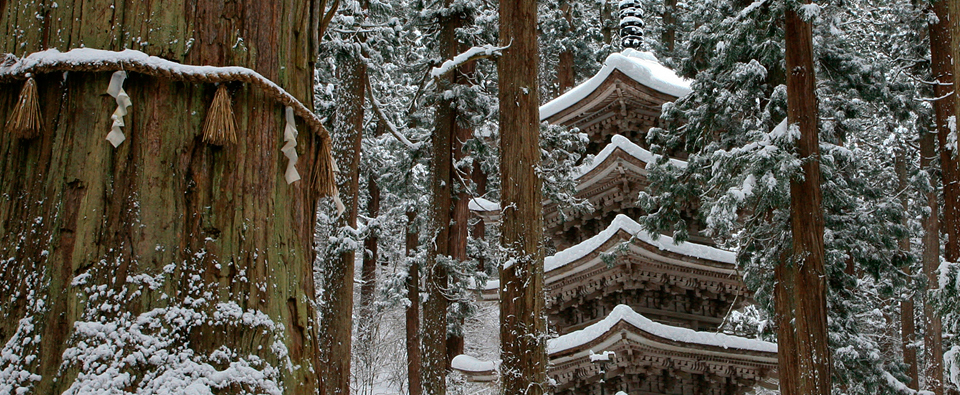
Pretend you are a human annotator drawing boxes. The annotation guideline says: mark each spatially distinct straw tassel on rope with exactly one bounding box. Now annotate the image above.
[202,85,238,146]
[313,131,344,214]
[6,75,42,139]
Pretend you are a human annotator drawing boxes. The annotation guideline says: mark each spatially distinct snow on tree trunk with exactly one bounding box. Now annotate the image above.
[405,212,422,395]
[921,111,945,395]
[776,4,831,395]
[556,1,575,94]
[421,5,461,394]
[497,0,547,391]
[445,39,476,366]
[0,1,325,394]
[661,0,677,55]
[926,2,951,393]
[938,0,960,270]
[320,45,366,395]
[898,148,920,390]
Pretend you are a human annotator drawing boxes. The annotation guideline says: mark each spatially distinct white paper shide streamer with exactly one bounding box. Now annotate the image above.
[105,71,131,147]
[281,106,301,184]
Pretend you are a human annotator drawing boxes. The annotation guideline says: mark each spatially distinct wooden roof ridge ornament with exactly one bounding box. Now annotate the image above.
[0,48,342,209]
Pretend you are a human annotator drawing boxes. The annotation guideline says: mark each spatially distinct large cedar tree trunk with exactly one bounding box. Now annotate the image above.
[921,126,945,395]
[498,0,547,391]
[320,39,367,395]
[445,37,477,365]
[0,1,325,394]
[927,2,951,393]
[939,0,960,267]
[421,5,462,393]
[776,5,831,395]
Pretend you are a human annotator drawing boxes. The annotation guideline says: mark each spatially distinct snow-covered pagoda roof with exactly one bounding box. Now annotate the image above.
[548,304,776,355]
[543,135,687,243]
[575,134,686,180]
[546,305,777,394]
[482,214,740,299]
[539,49,691,123]
[480,135,688,238]
[545,214,734,274]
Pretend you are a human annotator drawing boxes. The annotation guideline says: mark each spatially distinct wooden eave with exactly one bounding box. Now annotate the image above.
[548,320,778,392]
[544,147,649,233]
[545,230,739,286]
[545,69,679,128]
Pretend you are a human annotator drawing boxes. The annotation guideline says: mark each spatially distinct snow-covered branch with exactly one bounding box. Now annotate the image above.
[365,77,421,151]
[429,44,508,79]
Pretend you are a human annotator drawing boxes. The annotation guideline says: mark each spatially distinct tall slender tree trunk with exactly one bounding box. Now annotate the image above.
[927,2,951,392]
[0,1,324,394]
[898,148,920,390]
[939,0,960,266]
[922,129,945,395]
[776,5,831,395]
[446,56,475,365]
[661,0,677,55]
[498,0,546,391]
[921,127,945,395]
[421,5,462,392]
[405,212,422,395]
[557,1,576,94]
[354,123,383,395]
[601,0,615,45]
[359,123,384,330]
[320,43,366,395]
[472,161,488,272]
[358,174,380,316]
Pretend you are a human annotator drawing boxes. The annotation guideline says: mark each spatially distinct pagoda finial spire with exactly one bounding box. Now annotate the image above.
[618,0,645,49]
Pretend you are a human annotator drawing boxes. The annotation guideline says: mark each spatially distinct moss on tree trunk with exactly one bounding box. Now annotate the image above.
[0,2,324,393]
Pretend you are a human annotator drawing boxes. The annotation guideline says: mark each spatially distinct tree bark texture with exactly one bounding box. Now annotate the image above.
[0,1,324,394]
[937,0,960,267]
[927,2,951,392]
[320,46,366,395]
[556,2,575,94]
[898,148,919,390]
[600,0,615,45]
[421,5,464,393]
[921,126,945,395]
[777,6,831,395]
[445,41,476,366]
[661,0,677,55]
[472,161,488,272]
[498,0,547,391]
[405,212,422,395]
[358,123,383,340]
